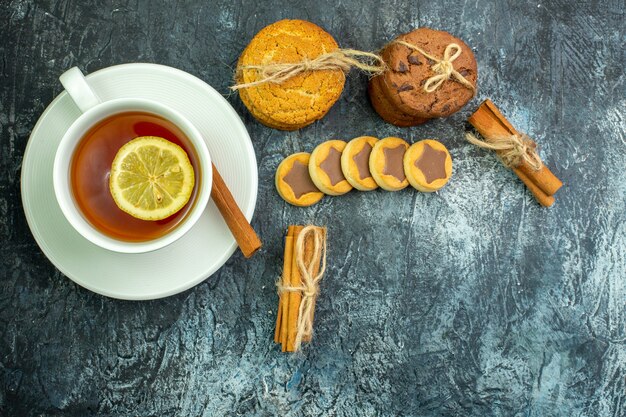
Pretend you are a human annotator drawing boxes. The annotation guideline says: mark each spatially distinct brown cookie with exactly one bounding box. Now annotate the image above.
[378,28,477,119]
[368,75,428,127]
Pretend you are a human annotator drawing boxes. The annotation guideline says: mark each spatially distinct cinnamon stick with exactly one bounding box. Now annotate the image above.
[211,164,262,258]
[301,228,325,342]
[298,230,316,344]
[280,226,298,350]
[274,226,294,344]
[468,99,563,205]
[515,170,555,207]
[286,226,304,352]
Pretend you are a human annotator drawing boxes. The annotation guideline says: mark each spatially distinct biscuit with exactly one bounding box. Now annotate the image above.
[369,137,410,191]
[377,28,477,119]
[237,19,346,130]
[404,139,452,192]
[239,89,308,130]
[340,136,379,191]
[275,153,324,206]
[368,76,428,127]
[309,140,353,196]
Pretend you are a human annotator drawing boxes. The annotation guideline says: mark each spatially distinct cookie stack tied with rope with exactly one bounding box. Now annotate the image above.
[232,19,385,130]
[369,28,478,126]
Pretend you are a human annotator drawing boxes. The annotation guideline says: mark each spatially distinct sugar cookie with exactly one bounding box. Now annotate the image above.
[236,19,345,130]
[369,137,409,191]
[340,136,379,191]
[275,153,324,206]
[403,139,452,192]
[309,140,353,196]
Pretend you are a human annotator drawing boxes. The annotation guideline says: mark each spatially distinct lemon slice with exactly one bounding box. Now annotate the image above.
[109,136,195,221]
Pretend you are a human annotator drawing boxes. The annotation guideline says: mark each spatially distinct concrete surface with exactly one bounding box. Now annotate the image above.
[1,0,624,415]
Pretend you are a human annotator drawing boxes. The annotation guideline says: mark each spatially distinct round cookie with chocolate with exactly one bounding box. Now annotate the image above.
[368,76,428,127]
[340,136,379,191]
[236,19,346,130]
[369,137,410,191]
[404,139,452,192]
[309,140,353,196]
[370,27,477,122]
[275,153,324,206]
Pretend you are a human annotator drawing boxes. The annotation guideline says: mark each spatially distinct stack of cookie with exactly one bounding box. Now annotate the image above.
[275,137,453,206]
[235,19,346,130]
[369,28,478,126]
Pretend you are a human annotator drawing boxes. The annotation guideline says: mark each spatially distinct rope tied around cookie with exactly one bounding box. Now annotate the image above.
[391,40,475,94]
[231,49,386,91]
[275,225,327,352]
[465,132,543,171]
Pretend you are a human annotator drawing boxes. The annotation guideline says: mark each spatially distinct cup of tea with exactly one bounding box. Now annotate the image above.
[53,67,212,253]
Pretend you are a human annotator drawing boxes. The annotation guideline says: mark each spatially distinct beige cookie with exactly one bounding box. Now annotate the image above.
[340,136,379,191]
[309,140,353,196]
[404,139,452,192]
[236,19,346,130]
[275,153,324,206]
[369,137,409,191]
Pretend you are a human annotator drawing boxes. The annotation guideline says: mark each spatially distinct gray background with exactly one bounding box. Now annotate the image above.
[1,0,625,416]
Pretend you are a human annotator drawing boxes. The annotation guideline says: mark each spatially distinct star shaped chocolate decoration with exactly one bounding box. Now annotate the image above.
[415,144,448,183]
[383,145,406,182]
[283,161,319,198]
[319,147,345,186]
[353,143,373,180]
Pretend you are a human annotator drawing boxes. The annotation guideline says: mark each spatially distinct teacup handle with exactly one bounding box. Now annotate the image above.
[59,67,101,113]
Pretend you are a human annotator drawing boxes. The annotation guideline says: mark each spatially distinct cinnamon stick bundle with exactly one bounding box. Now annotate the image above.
[274,225,327,352]
[467,99,563,207]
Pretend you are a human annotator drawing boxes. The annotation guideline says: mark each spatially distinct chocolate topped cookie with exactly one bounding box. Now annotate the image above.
[276,153,324,206]
[341,136,379,191]
[309,140,353,196]
[368,75,428,127]
[369,137,410,191]
[369,27,477,123]
[236,20,346,130]
[404,139,453,192]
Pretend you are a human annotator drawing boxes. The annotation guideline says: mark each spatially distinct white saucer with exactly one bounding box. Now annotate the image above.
[21,63,258,300]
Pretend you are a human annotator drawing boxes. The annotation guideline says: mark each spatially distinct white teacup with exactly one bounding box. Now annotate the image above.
[53,67,212,254]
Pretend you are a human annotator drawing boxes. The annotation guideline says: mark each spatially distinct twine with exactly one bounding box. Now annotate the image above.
[465,132,543,171]
[276,226,327,352]
[230,49,386,91]
[391,40,475,93]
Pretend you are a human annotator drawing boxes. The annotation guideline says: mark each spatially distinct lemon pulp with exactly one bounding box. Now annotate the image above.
[109,136,195,221]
